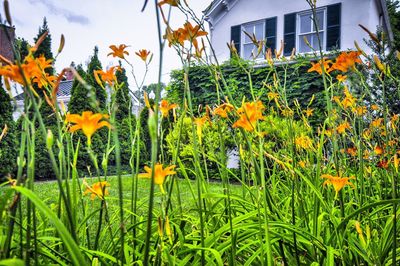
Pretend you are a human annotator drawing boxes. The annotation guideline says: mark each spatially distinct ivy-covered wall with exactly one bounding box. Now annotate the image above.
[166,58,328,126]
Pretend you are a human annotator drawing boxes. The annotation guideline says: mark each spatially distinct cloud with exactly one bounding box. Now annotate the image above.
[28,0,90,25]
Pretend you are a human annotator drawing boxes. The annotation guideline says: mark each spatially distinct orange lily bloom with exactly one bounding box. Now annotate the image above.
[84,181,110,200]
[295,135,313,150]
[374,145,384,155]
[233,101,266,132]
[322,174,355,197]
[65,111,111,146]
[307,58,332,75]
[108,44,129,59]
[135,49,151,62]
[331,51,362,72]
[337,74,347,83]
[94,66,119,87]
[163,27,185,47]
[336,121,351,134]
[160,99,178,118]
[213,103,234,118]
[138,164,176,194]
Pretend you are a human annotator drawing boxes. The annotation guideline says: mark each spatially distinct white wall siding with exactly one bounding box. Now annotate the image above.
[209,0,380,63]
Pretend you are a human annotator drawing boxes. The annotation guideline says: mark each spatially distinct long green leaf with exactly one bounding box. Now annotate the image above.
[14,186,86,265]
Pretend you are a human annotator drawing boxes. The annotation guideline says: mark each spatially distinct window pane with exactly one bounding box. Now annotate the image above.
[255,23,263,41]
[314,11,324,31]
[299,34,312,53]
[300,14,311,33]
[243,25,253,43]
[312,33,323,50]
[243,44,253,59]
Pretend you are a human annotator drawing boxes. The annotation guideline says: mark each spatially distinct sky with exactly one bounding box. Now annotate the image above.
[8,0,213,92]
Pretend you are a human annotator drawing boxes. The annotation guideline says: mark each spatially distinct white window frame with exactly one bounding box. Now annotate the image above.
[296,7,327,54]
[241,20,265,60]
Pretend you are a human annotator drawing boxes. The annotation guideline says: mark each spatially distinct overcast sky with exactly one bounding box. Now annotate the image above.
[9,0,212,90]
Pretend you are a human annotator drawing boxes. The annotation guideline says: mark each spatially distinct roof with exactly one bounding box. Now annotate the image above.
[204,0,394,43]
[14,80,74,101]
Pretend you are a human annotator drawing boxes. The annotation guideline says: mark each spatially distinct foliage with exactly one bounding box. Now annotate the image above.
[115,64,131,121]
[0,84,17,179]
[86,46,107,111]
[68,64,92,113]
[167,58,328,127]
[387,0,400,51]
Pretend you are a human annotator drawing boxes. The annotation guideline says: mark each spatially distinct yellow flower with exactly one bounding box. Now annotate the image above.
[135,49,151,62]
[336,122,351,134]
[84,181,110,200]
[138,164,176,194]
[160,99,178,118]
[374,145,384,156]
[346,147,357,157]
[336,74,347,83]
[108,44,129,59]
[65,111,111,146]
[354,106,367,116]
[194,115,210,144]
[232,101,265,132]
[303,108,314,117]
[371,104,380,111]
[267,92,279,101]
[295,135,313,150]
[322,174,355,197]
[213,103,234,118]
[370,118,383,128]
[298,160,307,168]
[341,87,356,109]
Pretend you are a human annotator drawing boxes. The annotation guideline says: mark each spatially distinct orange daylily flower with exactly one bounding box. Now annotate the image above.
[341,87,356,109]
[94,66,119,87]
[377,159,389,169]
[213,103,234,118]
[84,181,110,200]
[135,49,151,62]
[108,44,129,59]
[158,0,179,6]
[322,174,355,197]
[374,145,384,155]
[160,99,178,118]
[233,101,266,132]
[331,51,362,72]
[336,121,351,134]
[65,111,111,146]
[138,164,176,194]
[336,74,347,82]
[346,147,357,157]
[163,27,185,47]
[370,118,383,128]
[303,108,314,117]
[307,58,332,75]
[354,106,367,116]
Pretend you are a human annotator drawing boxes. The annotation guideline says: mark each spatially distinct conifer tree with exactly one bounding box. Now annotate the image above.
[33,17,56,126]
[86,46,107,111]
[0,81,17,179]
[68,64,92,113]
[115,63,131,121]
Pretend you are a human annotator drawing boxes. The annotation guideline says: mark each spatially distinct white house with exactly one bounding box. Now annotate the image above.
[204,0,393,62]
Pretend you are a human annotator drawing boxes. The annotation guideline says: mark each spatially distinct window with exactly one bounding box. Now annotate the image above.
[297,9,326,53]
[242,21,264,59]
[230,17,276,59]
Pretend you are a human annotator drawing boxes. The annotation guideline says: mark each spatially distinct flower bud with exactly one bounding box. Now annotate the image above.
[46,129,54,149]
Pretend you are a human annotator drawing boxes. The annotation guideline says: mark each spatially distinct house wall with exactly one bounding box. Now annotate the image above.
[208,0,381,63]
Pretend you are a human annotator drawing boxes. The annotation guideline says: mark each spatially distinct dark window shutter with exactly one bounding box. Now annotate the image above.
[265,17,277,51]
[326,3,341,50]
[230,25,241,57]
[284,13,296,56]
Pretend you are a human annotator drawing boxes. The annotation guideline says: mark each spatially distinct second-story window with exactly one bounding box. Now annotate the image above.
[242,21,264,59]
[297,9,326,53]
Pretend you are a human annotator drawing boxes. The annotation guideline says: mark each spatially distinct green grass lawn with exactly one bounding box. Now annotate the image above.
[32,175,244,216]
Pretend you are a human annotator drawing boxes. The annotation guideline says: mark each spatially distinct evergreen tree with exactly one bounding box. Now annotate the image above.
[115,63,131,121]
[0,81,17,179]
[14,37,29,60]
[86,46,107,111]
[68,64,92,113]
[33,17,56,126]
